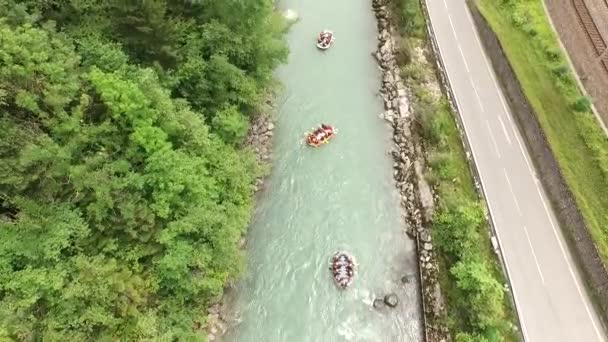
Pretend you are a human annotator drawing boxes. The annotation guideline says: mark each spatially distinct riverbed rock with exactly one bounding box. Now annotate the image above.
[419,230,431,243]
[384,98,393,110]
[391,98,399,110]
[406,228,416,239]
[374,51,382,63]
[398,101,409,117]
[383,71,395,85]
[423,242,433,251]
[384,293,399,307]
[373,298,385,309]
[401,275,412,284]
[397,88,407,98]
[382,110,395,123]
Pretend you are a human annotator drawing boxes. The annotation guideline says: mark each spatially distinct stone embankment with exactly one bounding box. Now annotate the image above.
[205,106,276,341]
[247,111,276,193]
[372,0,450,341]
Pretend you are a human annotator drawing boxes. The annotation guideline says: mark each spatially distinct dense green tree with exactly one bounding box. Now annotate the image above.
[432,192,506,339]
[0,0,283,337]
[451,256,505,330]
[434,200,485,258]
[2,0,288,119]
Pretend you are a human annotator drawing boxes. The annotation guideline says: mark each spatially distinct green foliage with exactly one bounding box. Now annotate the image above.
[434,201,485,259]
[455,333,491,342]
[212,105,250,145]
[0,0,285,339]
[0,21,80,118]
[451,257,505,329]
[392,0,427,39]
[571,96,592,112]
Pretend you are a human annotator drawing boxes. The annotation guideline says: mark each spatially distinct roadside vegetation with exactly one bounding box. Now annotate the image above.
[474,0,608,266]
[0,0,287,340]
[393,0,519,340]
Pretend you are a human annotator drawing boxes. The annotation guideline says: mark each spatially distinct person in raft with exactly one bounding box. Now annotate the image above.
[321,124,333,134]
[314,128,327,142]
[318,32,332,45]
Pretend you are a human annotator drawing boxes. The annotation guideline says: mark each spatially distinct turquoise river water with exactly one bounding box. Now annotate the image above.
[222,0,423,341]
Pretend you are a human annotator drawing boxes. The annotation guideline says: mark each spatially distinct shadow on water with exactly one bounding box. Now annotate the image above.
[221,0,424,341]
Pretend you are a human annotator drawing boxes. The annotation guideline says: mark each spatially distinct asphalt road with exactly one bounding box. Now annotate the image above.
[425,0,606,341]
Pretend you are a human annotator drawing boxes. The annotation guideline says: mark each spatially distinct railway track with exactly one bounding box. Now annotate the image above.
[572,0,608,72]
[572,0,607,55]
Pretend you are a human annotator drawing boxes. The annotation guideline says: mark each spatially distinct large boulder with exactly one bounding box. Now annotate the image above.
[384,293,399,308]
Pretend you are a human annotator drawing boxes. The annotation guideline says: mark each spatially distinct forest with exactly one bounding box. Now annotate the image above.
[0,0,287,340]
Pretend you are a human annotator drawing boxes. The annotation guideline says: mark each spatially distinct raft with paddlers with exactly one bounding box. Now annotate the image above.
[329,251,356,289]
[305,123,337,147]
[317,30,335,50]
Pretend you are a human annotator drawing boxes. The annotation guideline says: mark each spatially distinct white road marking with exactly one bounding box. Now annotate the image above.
[523,225,546,284]
[505,106,516,128]
[458,44,470,72]
[498,116,512,145]
[503,168,522,215]
[511,124,536,176]
[470,76,484,111]
[537,187,606,341]
[443,0,471,74]
[486,121,501,158]
[461,2,520,135]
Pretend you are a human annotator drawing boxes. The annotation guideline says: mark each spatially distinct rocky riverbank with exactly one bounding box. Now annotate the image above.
[205,101,277,342]
[246,111,276,192]
[371,0,450,341]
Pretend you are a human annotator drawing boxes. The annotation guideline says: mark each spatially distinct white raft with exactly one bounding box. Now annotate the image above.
[329,251,356,289]
[317,30,335,50]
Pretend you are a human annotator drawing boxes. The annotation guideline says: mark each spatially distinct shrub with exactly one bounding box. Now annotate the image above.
[571,96,592,112]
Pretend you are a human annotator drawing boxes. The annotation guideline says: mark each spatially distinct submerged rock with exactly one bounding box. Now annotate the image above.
[384,293,399,307]
[373,298,386,309]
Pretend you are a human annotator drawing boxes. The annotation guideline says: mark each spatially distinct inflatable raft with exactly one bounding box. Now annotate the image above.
[330,251,356,289]
[305,124,337,147]
[317,30,335,50]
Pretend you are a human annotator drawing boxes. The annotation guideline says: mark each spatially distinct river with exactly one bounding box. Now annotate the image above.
[222,0,423,341]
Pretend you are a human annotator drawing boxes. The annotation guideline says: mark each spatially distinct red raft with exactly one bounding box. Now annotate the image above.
[305,124,337,147]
